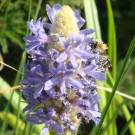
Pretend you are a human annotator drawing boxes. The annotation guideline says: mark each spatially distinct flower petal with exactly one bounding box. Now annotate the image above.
[73,10,85,28]
[67,77,84,88]
[41,124,50,135]
[56,52,67,63]
[38,31,52,43]
[33,84,44,99]
[70,55,77,68]
[83,65,96,73]
[59,37,68,50]
[72,36,82,48]
[89,110,101,118]
[80,29,95,35]
[60,80,66,93]
[46,4,61,23]
[46,88,57,98]
[51,120,64,134]
[57,62,66,71]
[44,77,60,90]
[23,36,37,42]
[89,71,105,81]
[25,41,41,52]
[49,64,57,76]
[74,50,92,59]
[43,22,52,29]
[83,65,105,80]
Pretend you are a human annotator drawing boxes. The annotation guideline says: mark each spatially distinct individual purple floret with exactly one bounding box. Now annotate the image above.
[44,63,84,94]
[56,34,93,67]
[23,18,53,53]
[21,4,110,135]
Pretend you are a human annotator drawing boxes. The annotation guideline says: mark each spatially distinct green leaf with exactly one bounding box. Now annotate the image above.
[83,0,102,39]
[106,0,117,80]
[34,0,42,22]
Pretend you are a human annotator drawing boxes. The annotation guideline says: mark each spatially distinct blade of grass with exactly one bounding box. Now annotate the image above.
[0,0,10,37]
[106,0,117,80]
[118,58,135,87]
[98,82,135,135]
[102,81,135,134]
[3,31,23,48]
[100,101,124,135]
[0,77,26,116]
[0,0,6,10]
[90,0,102,39]
[95,36,135,134]
[33,0,42,22]
[119,112,135,135]
[14,91,22,135]
[117,95,135,135]
[105,0,119,134]
[9,38,25,128]
[83,0,102,39]
[0,77,26,134]
[28,0,42,37]
[1,51,26,134]
[0,111,25,133]
[0,0,10,55]
[28,124,34,135]
[26,0,32,35]
[83,0,94,29]
[24,123,32,135]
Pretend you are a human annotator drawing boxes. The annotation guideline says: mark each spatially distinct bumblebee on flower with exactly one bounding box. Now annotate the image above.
[21,4,110,135]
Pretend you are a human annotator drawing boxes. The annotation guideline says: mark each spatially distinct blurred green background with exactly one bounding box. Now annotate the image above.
[0,0,135,135]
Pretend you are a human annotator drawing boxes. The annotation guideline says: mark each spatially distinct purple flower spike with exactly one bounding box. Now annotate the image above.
[21,4,110,135]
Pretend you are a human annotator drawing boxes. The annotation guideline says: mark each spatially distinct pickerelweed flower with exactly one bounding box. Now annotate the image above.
[21,4,110,135]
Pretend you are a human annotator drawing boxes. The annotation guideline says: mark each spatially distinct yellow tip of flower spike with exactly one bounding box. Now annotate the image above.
[49,5,79,52]
[52,5,79,38]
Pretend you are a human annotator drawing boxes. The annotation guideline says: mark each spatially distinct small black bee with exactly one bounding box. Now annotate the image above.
[26,54,32,64]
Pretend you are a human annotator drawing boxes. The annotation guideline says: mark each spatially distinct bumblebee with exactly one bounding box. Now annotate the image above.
[90,39,111,72]
[90,39,108,55]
